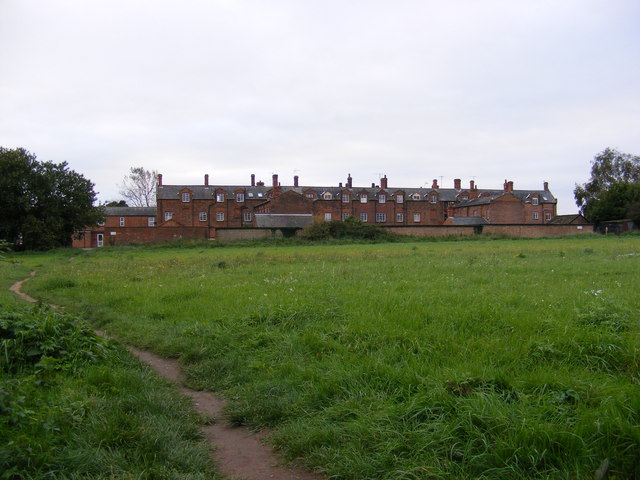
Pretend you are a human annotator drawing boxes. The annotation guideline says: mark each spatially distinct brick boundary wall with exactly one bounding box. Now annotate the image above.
[215,228,277,242]
[103,226,208,245]
[384,224,594,238]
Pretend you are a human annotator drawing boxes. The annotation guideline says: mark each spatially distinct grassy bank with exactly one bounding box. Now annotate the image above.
[0,256,219,480]
[17,236,640,479]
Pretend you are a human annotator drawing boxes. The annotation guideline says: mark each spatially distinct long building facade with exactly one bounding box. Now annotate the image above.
[73,172,560,247]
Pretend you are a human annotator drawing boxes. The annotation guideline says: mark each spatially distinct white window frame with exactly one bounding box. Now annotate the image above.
[413,213,420,223]
[532,197,539,205]
[181,192,190,203]
[533,212,539,220]
[216,212,225,222]
[360,212,368,222]
[216,193,225,202]
[360,194,368,203]
[148,217,155,227]
[236,193,245,203]
[430,194,438,203]
[119,216,125,227]
[323,192,333,200]
[378,194,386,204]
[164,211,172,221]
[396,194,404,203]
[545,212,552,221]
[96,233,104,248]
[324,212,332,221]
[306,193,315,199]
[342,193,350,203]
[199,212,207,222]
[375,212,386,222]
[396,213,404,222]
[243,212,252,222]
[342,212,350,220]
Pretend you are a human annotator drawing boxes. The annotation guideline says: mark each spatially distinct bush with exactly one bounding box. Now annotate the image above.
[299,217,397,241]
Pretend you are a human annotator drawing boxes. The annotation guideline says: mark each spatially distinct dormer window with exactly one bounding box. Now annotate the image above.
[248,192,254,198]
[306,193,315,199]
[236,193,245,202]
[411,193,421,201]
[360,194,368,203]
[322,192,333,200]
[532,197,539,205]
[379,194,386,203]
[396,194,404,203]
[341,193,350,203]
[430,194,438,203]
[258,192,264,197]
[216,193,225,202]
[181,192,190,202]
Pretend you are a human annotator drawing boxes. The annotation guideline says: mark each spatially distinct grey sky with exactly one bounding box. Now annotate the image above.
[1,0,639,213]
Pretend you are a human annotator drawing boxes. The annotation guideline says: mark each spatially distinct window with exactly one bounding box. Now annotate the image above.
[323,192,333,200]
[236,193,245,202]
[181,192,190,203]
[378,194,386,203]
[430,194,437,203]
[396,194,404,203]
[360,212,368,222]
[258,192,264,197]
[532,197,539,205]
[533,212,539,220]
[148,217,155,227]
[473,210,478,217]
[216,193,225,202]
[396,213,404,222]
[360,194,368,203]
[375,213,386,222]
[324,213,332,221]
[96,233,104,248]
[119,217,125,227]
[411,193,421,200]
[413,213,421,222]
[216,212,225,222]
[243,212,252,222]
[248,192,254,198]
[164,211,172,221]
[342,212,350,220]
[306,193,315,199]
[342,193,350,203]
[545,212,552,221]
[199,212,207,222]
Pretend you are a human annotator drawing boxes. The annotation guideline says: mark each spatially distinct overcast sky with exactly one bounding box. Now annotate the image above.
[1,0,639,213]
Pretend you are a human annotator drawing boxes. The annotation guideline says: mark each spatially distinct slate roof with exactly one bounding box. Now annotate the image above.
[446,217,490,225]
[105,206,156,216]
[254,214,314,228]
[549,214,589,224]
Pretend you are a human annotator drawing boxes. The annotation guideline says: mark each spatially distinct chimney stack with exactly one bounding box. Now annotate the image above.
[381,175,388,189]
[371,182,375,188]
[347,174,352,188]
[294,175,299,187]
[544,181,549,191]
[157,174,163,186]
[504,180,514,192]
[432,179,439,189]
[470,180,475,190]
[251,174,255,187]
[204,174,209,186]
[454,178,461,190]
[257,180,264,187]
[339,182,343,188]
[272,174,278,187]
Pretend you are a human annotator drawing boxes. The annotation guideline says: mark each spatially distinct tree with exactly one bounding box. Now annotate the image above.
[574,148,640,224]
[105,200,128,207]
[119,167,157,207]
[0,147,104,250]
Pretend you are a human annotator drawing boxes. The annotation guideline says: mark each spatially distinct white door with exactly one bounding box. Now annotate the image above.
[97,233,103,247]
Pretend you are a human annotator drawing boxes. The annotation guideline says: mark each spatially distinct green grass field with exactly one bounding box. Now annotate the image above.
[11,236,640,479]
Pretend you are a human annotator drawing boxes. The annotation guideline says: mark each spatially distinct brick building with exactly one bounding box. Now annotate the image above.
[73,173,559,246]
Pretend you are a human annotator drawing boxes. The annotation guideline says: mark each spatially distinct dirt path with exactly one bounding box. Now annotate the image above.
[11,272,322,480]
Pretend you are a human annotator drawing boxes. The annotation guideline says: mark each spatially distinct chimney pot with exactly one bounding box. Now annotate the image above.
[544,181,549,191]
[347,174,352,188]
[470,180,475,190]
[272,174,278,187]
[157,174,163,186]
[432,179,439,189]
[381,175,388,189]
[251,174,255,187]
[204,174,209,186]
[294,175,299,187]
[339,182,343,188]
[371,182,375,188]
[454,178,461,190]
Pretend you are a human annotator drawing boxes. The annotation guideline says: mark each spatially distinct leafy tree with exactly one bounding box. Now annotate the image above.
[119,167,157,207]
[574,148,640,224]
[0,147,103,250]
[104,200,128,207]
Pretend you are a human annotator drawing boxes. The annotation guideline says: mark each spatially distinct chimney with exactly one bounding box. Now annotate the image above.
[272,174,278,187]
[157,174,163,186]
[251,174,255,187]
[339,182,343,188]
[454,178,461,190]
[381,175,388,189]
[432,179,439,189]
[470,180,475,190]
[544,181,549,191]
[504,180,514,192]
[294,175,299,187]
[257,180,264,187]
[371,182,375,188]
[204,174,209,186]
[347,174,352,188]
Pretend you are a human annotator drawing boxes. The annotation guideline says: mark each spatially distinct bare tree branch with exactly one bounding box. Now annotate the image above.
[119,167,158,207]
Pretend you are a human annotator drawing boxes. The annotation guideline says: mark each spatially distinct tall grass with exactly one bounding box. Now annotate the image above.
[23,236,640,479]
